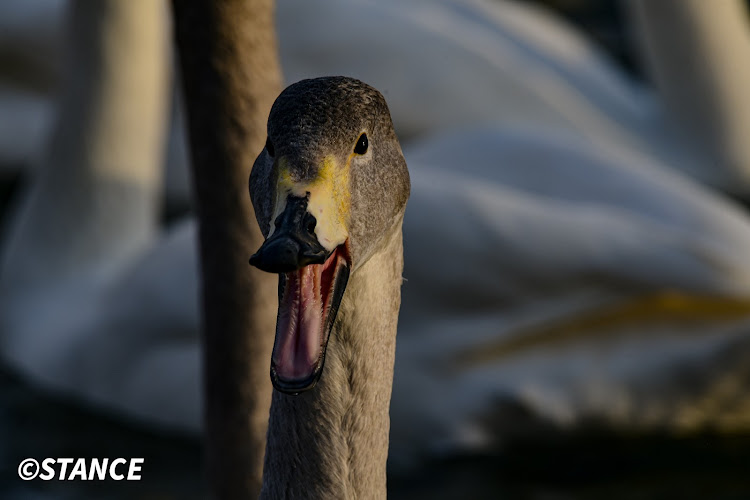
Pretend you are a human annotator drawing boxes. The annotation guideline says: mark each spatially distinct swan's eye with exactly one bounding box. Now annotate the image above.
[265,137,275,157]
[353,133,368,155]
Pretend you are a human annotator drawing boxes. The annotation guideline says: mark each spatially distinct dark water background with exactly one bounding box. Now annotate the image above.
[3,366,750,499]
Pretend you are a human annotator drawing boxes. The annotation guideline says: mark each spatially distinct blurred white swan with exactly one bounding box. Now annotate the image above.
[0,0,196,430]
[2,0,750,471]
[392,126,750,468]
[5,0,750,195]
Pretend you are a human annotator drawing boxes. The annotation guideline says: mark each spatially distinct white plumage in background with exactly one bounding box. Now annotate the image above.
[1,0,750,473]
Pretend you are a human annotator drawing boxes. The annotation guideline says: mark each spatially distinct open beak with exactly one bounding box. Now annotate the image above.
[250,195,350,394]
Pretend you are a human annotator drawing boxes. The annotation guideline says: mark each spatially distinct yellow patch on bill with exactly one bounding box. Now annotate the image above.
[270,155,351,251]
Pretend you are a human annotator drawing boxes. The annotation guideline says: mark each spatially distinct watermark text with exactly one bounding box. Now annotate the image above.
[18,458,144,481]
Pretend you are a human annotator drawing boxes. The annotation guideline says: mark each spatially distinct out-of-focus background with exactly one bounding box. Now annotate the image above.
[3,0,750,498]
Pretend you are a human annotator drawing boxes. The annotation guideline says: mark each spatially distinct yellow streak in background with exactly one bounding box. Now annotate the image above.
[451,292,750,372]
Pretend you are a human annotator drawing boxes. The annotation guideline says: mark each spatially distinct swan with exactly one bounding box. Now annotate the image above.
[626,0,750,192]
[248,76,410,498]
[0,0,193,429]
[6,0,749,203]
[277,0,750,193]
[3,0,750,477]
[170,0,283,496]
[2,1,282,497]
[391,126,750,469]
[12,0,750,200]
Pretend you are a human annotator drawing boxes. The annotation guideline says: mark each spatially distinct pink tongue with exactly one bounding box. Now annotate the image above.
[272,265,324,380]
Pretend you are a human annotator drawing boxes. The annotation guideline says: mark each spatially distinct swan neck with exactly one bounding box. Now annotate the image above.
[628,0,750,188]
[261,222,404,499]
[1,0,170,290]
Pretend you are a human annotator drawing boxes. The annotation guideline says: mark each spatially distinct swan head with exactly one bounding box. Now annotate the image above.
[249,76,410,394]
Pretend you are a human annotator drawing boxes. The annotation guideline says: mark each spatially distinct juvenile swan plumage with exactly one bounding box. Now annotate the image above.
[249,76,410,498]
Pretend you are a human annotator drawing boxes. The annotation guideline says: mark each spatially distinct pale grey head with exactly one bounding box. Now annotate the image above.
[249,76,410,393]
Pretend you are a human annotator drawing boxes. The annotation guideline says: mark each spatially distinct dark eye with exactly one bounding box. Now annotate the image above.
[353,133,368,154]
[265,137,275,157]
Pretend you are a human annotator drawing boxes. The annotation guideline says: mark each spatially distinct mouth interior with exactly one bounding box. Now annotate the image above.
[271,244,350,392]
